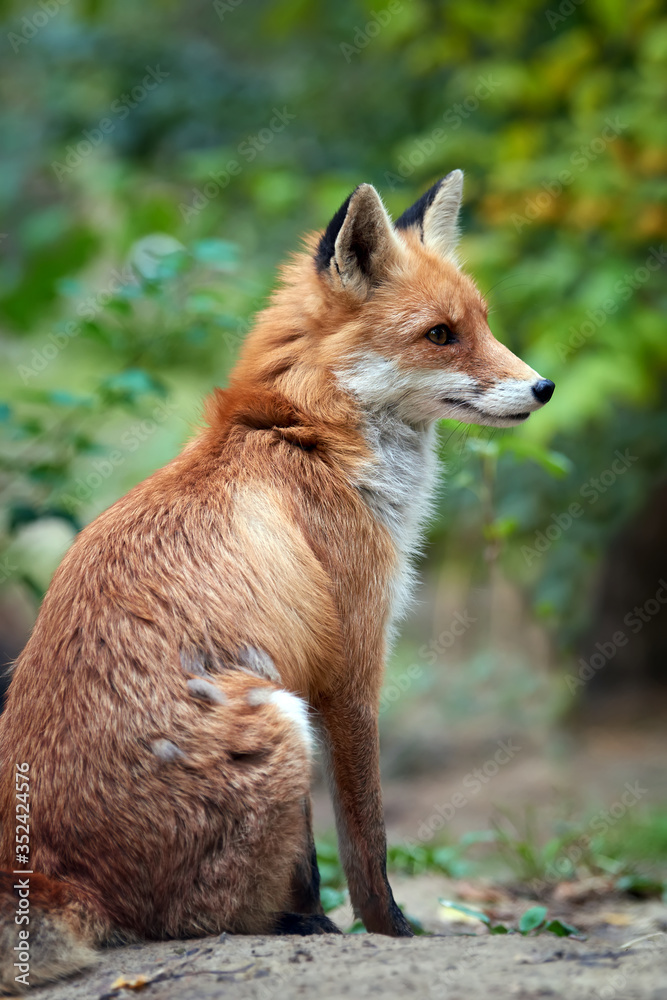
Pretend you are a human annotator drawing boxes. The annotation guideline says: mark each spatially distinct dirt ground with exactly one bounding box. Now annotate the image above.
[26,876,667,1000]
[13,729,667,999]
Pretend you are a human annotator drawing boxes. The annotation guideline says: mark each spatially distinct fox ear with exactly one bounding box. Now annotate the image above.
[315,184,400,295]
[395,170,464,261]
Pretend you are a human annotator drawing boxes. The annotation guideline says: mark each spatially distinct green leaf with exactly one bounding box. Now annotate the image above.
[406,914,428,935]
[459,829,498,847]
[99,369,167,404]
[544,918,581,938]
[319,886,346,913]
[55,276,84,298]
[47,390,94,408]
[104,298,133,316]
[186,291,227,315]
[314,838,339,863]
[129,235,187,281]
[192,239,239,271]
[317,860,343,887]
[484,516,518,542]
[431,845,470,878]
[439,900,491,925]
[519,906,548,934]
[152,248,189,280]
[616,873,665,897]
[489,923,509,934]
[498,436,573,477]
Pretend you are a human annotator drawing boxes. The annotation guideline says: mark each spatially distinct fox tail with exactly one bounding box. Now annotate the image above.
[1,871,103,994]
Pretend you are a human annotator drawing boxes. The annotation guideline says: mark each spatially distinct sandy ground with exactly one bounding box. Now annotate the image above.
[25,875,667,1000]
[11,730,667,999]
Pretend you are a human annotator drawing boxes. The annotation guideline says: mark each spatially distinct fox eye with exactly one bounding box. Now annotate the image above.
[425,324,455,345]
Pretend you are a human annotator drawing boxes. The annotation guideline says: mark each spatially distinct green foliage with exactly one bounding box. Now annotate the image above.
[488,807,667,897]
[317,805,667,919]
[315,838,346,894]
[388,841,467,878]
[518,905,548,933]
[0,241,247,558]
[439,900,583,937]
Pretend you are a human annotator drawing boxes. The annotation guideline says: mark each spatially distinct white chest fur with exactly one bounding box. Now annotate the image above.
[353,407,439,635]
[335,352,443,639]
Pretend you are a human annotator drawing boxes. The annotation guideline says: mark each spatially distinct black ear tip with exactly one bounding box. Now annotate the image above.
[314,187,359,272]
[395,171,464,233]
[394,179,441,233]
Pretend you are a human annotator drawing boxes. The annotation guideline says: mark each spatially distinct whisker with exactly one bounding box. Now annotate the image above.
[482,274,517,299]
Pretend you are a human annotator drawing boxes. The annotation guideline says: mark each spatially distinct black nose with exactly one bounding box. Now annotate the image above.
[532,378,555,404]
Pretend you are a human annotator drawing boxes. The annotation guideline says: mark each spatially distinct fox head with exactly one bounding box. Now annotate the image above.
[305,172,554,429]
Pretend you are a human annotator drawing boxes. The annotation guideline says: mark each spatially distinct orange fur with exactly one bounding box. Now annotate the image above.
[0,175,553,991]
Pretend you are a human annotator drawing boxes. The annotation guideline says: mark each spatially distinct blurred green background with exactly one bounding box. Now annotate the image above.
[0,0,666,864]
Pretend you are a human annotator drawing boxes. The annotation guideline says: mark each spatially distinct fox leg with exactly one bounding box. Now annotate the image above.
[318,693,413,937]
[287,795,325,916]
[274,911,340,934]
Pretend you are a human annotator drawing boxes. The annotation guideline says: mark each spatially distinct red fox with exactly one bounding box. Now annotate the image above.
[0,171,554,991]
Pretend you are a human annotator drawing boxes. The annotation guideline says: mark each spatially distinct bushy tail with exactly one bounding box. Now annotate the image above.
[1,871,101,995]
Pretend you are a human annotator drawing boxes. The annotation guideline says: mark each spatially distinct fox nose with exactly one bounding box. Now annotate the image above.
[532,378,555,404]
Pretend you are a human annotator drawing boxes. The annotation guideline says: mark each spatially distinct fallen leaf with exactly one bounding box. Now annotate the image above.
[438,900,488,925]
[453,880,511,904]
[110,974,151,991]
[553,877,615,903]
[600,912,634,926]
